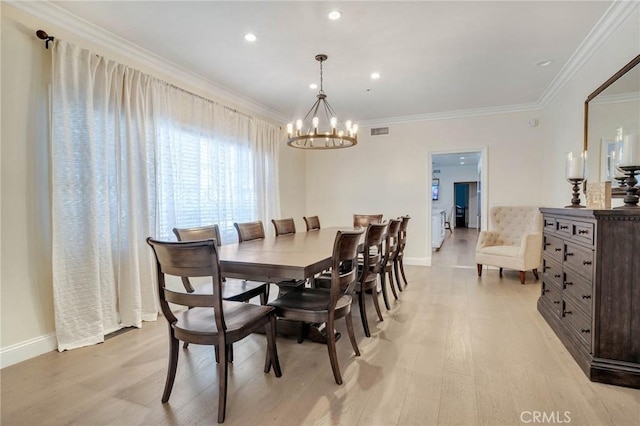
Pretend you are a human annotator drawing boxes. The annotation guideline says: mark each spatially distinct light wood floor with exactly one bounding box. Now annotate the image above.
[2,231,639,425]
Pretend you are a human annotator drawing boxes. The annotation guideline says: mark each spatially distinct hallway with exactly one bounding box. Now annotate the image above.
[431,227,478,268]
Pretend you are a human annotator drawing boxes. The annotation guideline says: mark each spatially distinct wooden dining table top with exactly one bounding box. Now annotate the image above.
[218,227,362,282]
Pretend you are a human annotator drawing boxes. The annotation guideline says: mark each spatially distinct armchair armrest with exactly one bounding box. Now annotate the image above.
[476,231,500,250]
[519,232,543,265]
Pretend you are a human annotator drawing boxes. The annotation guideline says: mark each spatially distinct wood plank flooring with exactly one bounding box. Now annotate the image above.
[2,229,639,425]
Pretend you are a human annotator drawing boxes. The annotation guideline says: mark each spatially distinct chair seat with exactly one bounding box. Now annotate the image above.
[478,245,520,258]
[268,289,352,322]
[174,301,274,342]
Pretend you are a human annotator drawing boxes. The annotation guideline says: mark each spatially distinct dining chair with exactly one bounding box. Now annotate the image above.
[146,238,282,424]
[271,218,296,236]
[395,215,411,289]
[234,220,306,296]
[268,228,365,385]
[173,225,268,305]
[380,218,402,310]
[353,214,383,227]
[303,215,321,231]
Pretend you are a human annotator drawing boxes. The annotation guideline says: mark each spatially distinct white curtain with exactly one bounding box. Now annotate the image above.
[51,40,280,351]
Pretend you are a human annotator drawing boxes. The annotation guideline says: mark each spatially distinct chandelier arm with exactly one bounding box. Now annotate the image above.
[301,98,322,122]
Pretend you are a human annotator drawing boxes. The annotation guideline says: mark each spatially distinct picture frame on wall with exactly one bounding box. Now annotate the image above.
[432,178,439,201]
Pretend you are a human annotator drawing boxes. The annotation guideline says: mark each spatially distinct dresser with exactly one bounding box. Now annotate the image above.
[538,208,640,388]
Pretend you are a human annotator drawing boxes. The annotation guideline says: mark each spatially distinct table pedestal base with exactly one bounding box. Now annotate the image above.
[274,319,340,344]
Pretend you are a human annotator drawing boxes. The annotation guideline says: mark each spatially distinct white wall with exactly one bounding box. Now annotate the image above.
[303,112,546,266]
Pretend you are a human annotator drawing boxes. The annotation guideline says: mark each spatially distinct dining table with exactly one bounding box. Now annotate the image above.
[217,226,363,342]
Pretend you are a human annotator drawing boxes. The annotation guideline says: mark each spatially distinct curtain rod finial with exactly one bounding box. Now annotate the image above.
[36,29,54,49]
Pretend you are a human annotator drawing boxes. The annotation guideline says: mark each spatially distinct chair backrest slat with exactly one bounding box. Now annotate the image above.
[234,221,265,242]
[173,224,222,247]
[328,229,365,307]
[272,218,296,236]
[362,222,388,281]
[303,215,321,231]
[353,214,383,227]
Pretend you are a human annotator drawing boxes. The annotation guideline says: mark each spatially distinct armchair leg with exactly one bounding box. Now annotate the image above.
[477,264,482,277]
[533,268,539,280]
[519,271,525,284]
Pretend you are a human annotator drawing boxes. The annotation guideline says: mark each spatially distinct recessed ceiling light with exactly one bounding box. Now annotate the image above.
[460,156,465,160]
[244,33,257,42]
[371,72,381,80]
[328,10,342,20]
[460,161,465,165]
[309,83,318,90]
[536,59,552,67]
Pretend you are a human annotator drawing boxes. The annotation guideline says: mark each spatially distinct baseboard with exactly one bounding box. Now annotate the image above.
[0,333,57,369]
[405,256,429,267]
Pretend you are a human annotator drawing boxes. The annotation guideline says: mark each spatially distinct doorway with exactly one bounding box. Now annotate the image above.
[454,181,478,228]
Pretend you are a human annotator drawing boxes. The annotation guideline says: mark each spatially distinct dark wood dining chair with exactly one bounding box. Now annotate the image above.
[380,218,402,310]
[355,222,388,337]
[271,218,296,236]
[303,215,321,231]
[146,238,282,424]
[395,215,411,289]
[234,220,306,296]
[173,225,268,305]
[353,214,383,227]
[268,228,365,385]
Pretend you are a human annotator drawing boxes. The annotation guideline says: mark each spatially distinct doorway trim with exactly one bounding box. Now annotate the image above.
[426,147,488,266]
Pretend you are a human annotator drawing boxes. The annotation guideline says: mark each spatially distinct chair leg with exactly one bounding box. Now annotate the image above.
[227,344,233,363]
[259,286,267,305]
[370,288,384,322]
[394,260,403,292]
[380,272,391,310]
[162,334,180,403]
[358,289,371,337]
[326,316,342,385]
[388,270,399,300]
[519,271,526,284]
[399,259,409,287]
[264,315,282,377]
[499,267,503,277]
[477,264,482,277]
[533,268,539,280]
[345,310,360,357]
[217,341,228,423]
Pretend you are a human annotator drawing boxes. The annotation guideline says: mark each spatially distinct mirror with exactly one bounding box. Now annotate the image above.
[585,54,640,197]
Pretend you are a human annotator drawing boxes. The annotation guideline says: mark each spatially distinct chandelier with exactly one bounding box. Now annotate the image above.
[286,54,358,149]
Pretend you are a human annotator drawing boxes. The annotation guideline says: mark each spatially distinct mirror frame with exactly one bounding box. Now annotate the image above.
[584,54,640,197]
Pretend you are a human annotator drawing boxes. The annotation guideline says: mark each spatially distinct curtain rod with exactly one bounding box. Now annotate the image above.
[36,29,54,49]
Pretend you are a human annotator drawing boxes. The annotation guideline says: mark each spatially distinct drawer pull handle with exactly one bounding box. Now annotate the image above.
[581,329,591,334]
[543,289,550,294]
[560,225,569,230]
[544,242,551,247]
[543,266,548,272]
[565,281,573,287]
[583,260,592,266]
[553,301,561,305]
[564,310,572,315]
[566,252,574,257]
[555,248,562,252]
[578,229,589,235]
[582,295,591,300]
[554,274,561,278]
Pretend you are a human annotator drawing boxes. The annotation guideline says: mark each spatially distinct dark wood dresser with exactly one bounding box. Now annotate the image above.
[538,208,640,388]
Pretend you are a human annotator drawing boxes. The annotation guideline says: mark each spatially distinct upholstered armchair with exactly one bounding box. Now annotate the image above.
[476,206,542,284]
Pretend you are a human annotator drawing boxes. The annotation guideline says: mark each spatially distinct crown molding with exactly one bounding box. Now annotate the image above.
[359,102,542,128]
[537,0,640,108]
[7,0,288,124]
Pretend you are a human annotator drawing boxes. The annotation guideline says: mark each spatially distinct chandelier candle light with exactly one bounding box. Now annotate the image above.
[565,151,587,208]
[286,54,358,149]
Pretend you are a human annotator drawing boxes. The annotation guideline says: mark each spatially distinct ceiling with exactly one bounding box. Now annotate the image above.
[49,1,613,125]
[433,152,481,169]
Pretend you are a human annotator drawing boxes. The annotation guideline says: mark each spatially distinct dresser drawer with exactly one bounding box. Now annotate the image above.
[571,221,595,246]
[563,269,593,315]
[542,257,563,287]
[564,241,594,281]
[562,298,592,350]
[556,218,572,237]
[543,233,564,263]
[541,280,562,315]
[543,217,556,233]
